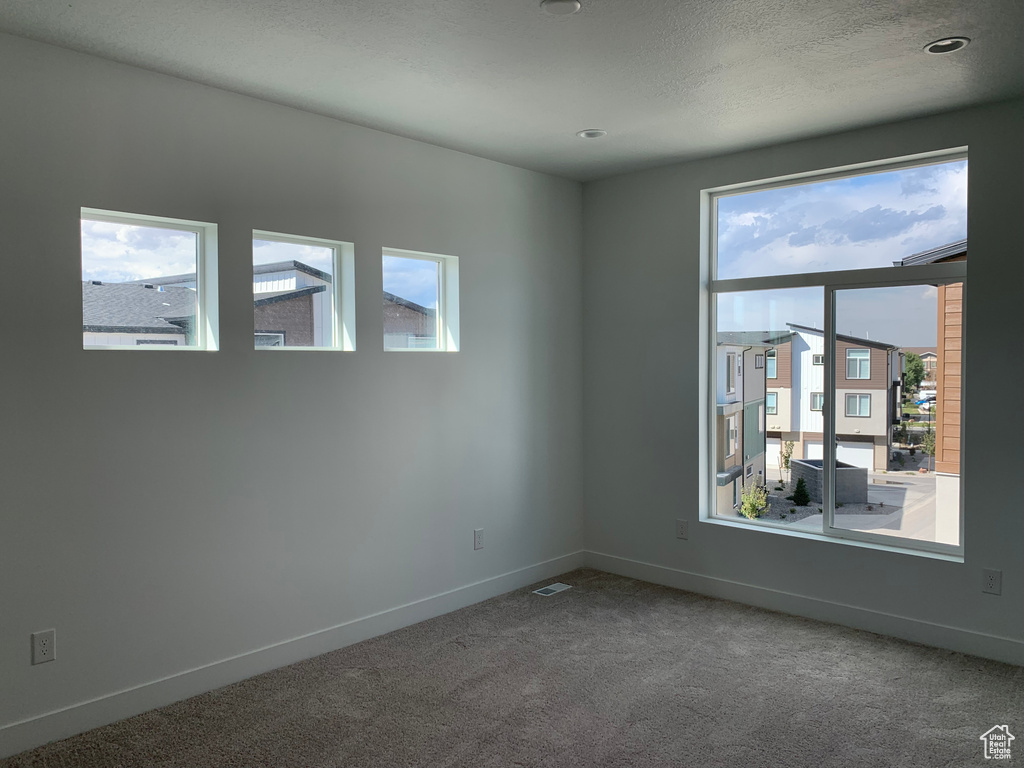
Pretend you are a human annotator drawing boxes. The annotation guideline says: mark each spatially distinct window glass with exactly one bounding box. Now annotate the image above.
[766,392,778,415]
[253,237,336,349]
[715,159,967,280]
[383,255,440,350]
[846,348,871,379]
[811,392,824,411]
[766,350,777,379]
[82,216,200,348]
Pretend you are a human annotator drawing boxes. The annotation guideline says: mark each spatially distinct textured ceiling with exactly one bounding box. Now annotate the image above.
[2,0,1022,180]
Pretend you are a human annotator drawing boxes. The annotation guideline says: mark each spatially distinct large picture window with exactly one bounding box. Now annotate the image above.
[704,151,967,556]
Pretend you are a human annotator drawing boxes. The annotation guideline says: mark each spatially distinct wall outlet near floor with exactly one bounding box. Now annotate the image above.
[473,528,484,550]
[676,519,689,540]
[32,629,56,665]
[982,569,1002,595]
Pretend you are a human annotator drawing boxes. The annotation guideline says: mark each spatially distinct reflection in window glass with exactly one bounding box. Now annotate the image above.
[82,218,199,347]
[383,255,439,350]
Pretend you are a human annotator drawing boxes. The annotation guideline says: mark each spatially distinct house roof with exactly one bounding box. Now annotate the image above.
[894,239,968,266]
[786,323,897,351]
[254,285,327,307]
[716,330,793,348]
[254,260,332,283]
[383,291,434,317]
[902,346,937,358]
[82,282,195,334]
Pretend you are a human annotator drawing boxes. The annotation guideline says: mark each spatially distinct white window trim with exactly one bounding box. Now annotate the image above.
[846,348,871,380]
[725,415,737,458]
[810,392,824,412]
[252,230,356,351]
[82,208,219,351]
[383,247,460,352]
[700,147,968,560]
[765,349,777,379]
[725,353,736,394]
[766,392,777,415]
[812,353,824,365]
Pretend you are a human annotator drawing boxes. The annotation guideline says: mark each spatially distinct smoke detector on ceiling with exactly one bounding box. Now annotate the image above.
[540,0,582,16]
[576,129,606,139]
[923,37,970,54]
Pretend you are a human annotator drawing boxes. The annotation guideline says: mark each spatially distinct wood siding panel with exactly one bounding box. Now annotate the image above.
[836,339,888,390]
[935,282,963,473]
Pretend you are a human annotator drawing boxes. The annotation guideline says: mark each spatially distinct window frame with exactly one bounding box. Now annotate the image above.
[725,353,736,394]
[810,392,824,412]
[765,392,777,415]
[700,148,968,559]
[844,393,871,418]
[812,353,824,366]
[765,349,777,379]
[252,230,356,351]
[846,348,871,380]
[382,247,460,352]
[81,208,219,351]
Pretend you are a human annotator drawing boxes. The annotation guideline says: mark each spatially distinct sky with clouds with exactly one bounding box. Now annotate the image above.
[716,159,966,347]
[82,223,439,309]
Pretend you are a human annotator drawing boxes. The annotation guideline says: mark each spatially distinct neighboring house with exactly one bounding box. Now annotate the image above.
[896,239,967,543]
[764,324,902,472]
[83,260,435,348]
[902,346,938,389]
[715,332,776,512]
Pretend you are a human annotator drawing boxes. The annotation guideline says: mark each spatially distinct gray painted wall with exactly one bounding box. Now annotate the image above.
[0,34,583,742]
[582,99,1024,650]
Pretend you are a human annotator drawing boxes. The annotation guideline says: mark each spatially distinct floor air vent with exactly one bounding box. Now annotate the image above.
[533,582,572,596]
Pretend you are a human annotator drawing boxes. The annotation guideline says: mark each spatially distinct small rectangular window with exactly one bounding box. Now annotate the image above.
[754,353,765,369]
[726,415,737,457]
[766,349,777,379]
[725,353,736,394]
[766,392,777,415]
[82,209,218,350]
[845,393,871,417]
[745,464,753,479]
[846,348,871,379]
[813,353,824,365]
[383,248,460,351]
[253,231,355,350]
[811,392,824,411]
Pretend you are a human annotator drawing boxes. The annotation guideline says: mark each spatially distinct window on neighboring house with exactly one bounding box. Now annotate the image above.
[745,464,753,479]
[754,353,765,369]
[726,415,737,457]
[725,353,736,394]
[383,248,460,351]
[81,209,219,350]
[758,404,765,432]
[846,348,871,379]
[845,393,871,417]
[253,231,355,350]
[705,151,967,557]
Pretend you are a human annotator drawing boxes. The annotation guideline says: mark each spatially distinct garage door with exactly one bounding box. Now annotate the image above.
[837,441,874,470]
[804,441,822,460]
[766,437,781,471]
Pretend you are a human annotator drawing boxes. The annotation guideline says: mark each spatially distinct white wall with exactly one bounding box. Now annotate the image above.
[582,99,1024,661]
[0,34,583,754]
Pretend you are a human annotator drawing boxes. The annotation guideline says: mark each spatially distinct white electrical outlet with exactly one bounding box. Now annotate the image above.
[473,528,484,550]
[982,569,1002,596]
[676,520,689,540]
[32,629,56,665]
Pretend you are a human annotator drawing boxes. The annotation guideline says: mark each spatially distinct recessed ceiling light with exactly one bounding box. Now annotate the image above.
[576,129,606,139]
[923,37,970,55]
[540,0,582,16]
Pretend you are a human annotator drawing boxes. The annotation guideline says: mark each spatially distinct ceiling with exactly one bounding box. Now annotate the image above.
[2,0,1021,181]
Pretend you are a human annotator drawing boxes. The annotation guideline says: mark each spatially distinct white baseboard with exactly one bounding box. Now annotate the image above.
[0,551,585,759]
[584,550,1024,666]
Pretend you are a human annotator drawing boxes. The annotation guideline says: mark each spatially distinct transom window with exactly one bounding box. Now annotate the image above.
[704,151,967,557]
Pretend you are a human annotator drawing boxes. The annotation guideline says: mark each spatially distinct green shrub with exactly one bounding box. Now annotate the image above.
[739,483,769,520]
[789,508,796,513]
[792,477,810,506]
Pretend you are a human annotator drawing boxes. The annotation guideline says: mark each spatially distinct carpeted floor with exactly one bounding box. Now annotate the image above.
[4,568,1022,767]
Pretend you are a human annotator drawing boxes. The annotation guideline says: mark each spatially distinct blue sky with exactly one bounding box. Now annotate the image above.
[716,159,966,347]
[382,255,439,309]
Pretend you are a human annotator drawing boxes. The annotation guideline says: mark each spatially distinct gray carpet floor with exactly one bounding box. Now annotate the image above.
[4,568,1022,767]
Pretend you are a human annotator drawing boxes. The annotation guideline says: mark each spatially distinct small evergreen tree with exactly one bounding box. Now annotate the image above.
[792,477,810,506]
